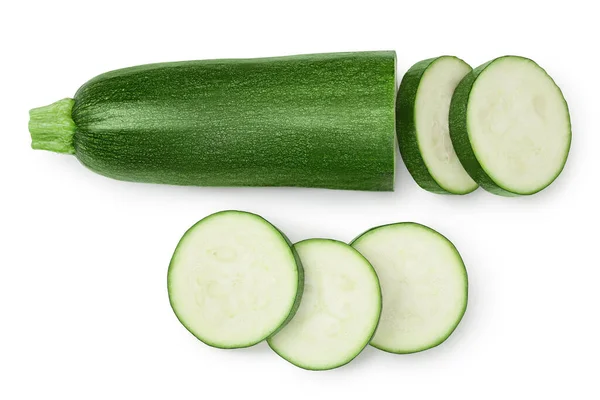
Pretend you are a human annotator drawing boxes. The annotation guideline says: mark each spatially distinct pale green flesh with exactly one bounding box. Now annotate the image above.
[416,57,477,193]
[268,239,381,370]
[168,211,300,349]
[352,223,467,354]
[467,57,571,193]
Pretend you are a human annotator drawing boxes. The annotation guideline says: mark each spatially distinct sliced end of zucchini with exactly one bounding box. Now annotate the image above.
[29,98,77,155]
[352,223,468,354]
[449,56,571,196]
[268,239,381,370]
[168,210,303,349]
[397,56,478,195]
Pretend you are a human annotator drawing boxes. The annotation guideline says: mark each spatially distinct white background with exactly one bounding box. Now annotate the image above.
[1,1,598,398]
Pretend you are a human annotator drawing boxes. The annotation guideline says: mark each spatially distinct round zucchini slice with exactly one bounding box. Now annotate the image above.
[397,56,477,194]
[449,56,571,196]
[268,239,381,370]
[352,223,468,354]
[168,210,303,349]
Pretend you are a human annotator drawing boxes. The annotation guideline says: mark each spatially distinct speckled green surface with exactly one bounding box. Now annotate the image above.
[32,52,397,191]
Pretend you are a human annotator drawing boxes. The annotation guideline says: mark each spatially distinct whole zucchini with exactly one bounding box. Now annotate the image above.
[29,51,397,191]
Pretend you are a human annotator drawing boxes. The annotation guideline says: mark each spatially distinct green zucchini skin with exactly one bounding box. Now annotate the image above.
[64,52,397,190]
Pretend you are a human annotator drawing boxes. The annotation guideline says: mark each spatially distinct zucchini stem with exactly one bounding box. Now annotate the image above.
[29,98,76,154]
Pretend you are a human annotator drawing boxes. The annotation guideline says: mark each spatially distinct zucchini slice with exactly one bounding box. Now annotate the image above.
[449,56,571,196]
[268,239,381,370]
[168,211,303,349]
[397,56,477,194]
[352,223,467,354]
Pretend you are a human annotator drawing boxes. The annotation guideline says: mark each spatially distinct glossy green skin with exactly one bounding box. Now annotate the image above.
[397,56,475,195]
[71,52,397,190]
[167,210,304,349]
[449,56,572,196]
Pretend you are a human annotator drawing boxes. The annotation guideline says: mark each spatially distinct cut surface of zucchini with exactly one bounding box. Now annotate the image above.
[352,223,467,354]
[168,211,303,349]
[449,56,571,195]
[397,56,477,194]
[268,239,381,370]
